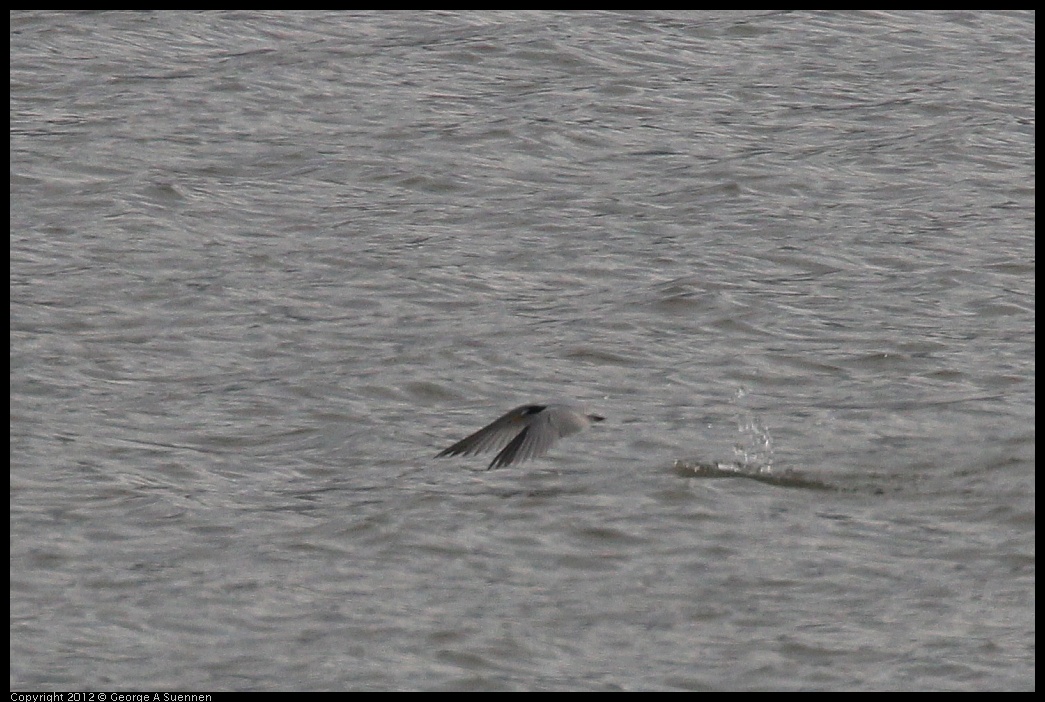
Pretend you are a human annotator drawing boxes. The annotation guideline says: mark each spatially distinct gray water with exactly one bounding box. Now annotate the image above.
[10,10,1034,691]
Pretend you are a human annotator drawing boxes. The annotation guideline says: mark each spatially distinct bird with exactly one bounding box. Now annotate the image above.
[436,404,605,469]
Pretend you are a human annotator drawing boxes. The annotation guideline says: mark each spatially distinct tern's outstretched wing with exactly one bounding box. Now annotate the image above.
[487,409,561,469]
[436,405,546,460]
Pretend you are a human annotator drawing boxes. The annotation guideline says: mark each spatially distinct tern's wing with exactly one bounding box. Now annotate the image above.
[488,410,560,469]
[436,405,542,459]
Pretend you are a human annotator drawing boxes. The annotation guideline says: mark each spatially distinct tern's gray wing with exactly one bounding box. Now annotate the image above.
[436,405,544,459]
[488,409,560,469]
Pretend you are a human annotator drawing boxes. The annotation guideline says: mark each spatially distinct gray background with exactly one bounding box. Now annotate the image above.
[10,11,1034,690]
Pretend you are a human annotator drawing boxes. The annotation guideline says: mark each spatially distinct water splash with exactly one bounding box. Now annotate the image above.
[671,458,837,491]
[672,387,838,491]
[731,386,774,474]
